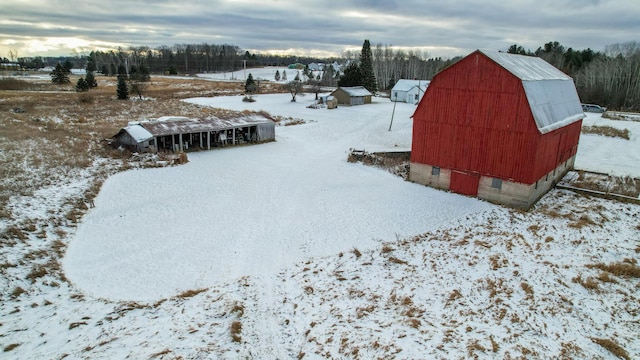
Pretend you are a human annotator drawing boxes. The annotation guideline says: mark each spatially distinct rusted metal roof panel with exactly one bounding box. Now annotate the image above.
[138,115,274,137]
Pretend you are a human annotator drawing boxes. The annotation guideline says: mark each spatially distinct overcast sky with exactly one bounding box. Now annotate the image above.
[2,0,639,60]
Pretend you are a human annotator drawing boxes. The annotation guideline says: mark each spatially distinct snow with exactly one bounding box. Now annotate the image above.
[64,96,491,302]
[197,66,304,83]
[336,86,373,97]
[122,124,154,142]
[2,92,639,359]
[575,112,640,177]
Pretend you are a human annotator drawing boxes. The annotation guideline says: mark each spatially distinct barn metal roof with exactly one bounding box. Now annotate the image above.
[480,50,585,134]
[137,115,274,137]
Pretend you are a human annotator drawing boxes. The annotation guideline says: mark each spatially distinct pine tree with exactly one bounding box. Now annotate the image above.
[359,39,377,93]
[282,70,287,81]
[245,73,257,94]
[338,62,362,87]
[85,70,97,88]
[274,70,280,81]
[116,74,129,100]
[50,63,70,84]
[86,54,97,73]
[75,77,89,92]
[110,63,117,77]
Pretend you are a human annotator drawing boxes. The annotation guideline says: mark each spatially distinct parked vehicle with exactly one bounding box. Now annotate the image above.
[582,104,606,113]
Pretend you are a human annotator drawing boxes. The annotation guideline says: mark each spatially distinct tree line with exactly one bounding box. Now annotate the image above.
[505,40,640,110]
[7,39,639,110]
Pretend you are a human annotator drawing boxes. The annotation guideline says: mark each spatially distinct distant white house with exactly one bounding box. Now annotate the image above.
[391,79,430,104]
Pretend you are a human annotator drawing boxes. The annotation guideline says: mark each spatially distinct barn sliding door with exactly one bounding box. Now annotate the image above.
[450,171,480,196]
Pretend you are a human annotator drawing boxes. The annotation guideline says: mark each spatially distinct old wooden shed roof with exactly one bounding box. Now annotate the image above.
[130,114,275,137]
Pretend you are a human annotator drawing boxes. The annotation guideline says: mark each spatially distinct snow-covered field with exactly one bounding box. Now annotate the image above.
[1,93,638,359]
[197,66,311,83]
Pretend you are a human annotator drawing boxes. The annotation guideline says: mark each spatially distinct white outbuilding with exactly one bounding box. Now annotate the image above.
[391,79,430,104]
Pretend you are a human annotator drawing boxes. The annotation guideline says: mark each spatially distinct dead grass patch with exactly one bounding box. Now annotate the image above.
[352,247,362,258]
[174,288,208,299]
[568,215,599,229]
[572,275,600,291]
[26,265,48,282]
[388,256,408,265]
[586,261,640,278]
[381,244,394,253]
[591,338,630,360]
[3,343,21,352]
[11,286,26,298]
[582,125,630,140]
[230,321,242,343]
[231,303,245,317]
[149,349,173,358]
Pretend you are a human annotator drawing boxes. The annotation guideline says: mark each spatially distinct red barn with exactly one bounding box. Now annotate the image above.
[410,50,585,209]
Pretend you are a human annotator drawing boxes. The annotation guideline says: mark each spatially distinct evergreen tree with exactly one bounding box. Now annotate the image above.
[75,77,89,92]
[62,59,73,73]
[50,63,70,84]
[245,73,257,94]
[85,70,97,88]
[110,63,117,77]
[282,70,287,81]
[117,64,127,78]
[101,64,109,76]
[138,63,151,81]
[338,62,362,87]
[274,70,280,81]
[86,53,97,73]
[116,73,129,100]
[359,39,377,93]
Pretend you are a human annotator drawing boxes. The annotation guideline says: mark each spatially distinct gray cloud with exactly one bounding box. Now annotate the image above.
[2,0,638,58]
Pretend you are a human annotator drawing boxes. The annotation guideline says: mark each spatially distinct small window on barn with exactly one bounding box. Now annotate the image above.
[149,139,155,145]
[545,174,549,182]
[535,181,538,190]
[431,166,440,176]
[491,178,502,189]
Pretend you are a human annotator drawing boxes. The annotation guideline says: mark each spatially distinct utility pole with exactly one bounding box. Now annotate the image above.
[243,60,247,80]
[388,99,397,131]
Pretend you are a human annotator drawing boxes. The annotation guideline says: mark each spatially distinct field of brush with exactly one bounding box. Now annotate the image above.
[0,72,638,359]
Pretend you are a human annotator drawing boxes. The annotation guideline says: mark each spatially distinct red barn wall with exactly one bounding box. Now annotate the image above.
[411,51,580,185]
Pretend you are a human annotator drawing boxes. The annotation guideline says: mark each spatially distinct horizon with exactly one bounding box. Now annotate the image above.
[4,1,639,61]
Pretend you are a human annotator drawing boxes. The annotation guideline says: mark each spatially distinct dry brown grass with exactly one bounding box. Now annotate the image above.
[174,288,208,299]
[582,125,630,140]
[230,321,242,343]
[0,76,258,218]
[587,261,640,278]
[591,338,630,360]
[572,275,600,291]
[3,343,21,352]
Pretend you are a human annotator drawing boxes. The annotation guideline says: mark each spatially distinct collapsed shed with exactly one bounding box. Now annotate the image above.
[113,114,276,153]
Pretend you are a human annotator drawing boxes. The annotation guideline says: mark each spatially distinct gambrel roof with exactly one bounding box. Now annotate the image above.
[480,50,585,134]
